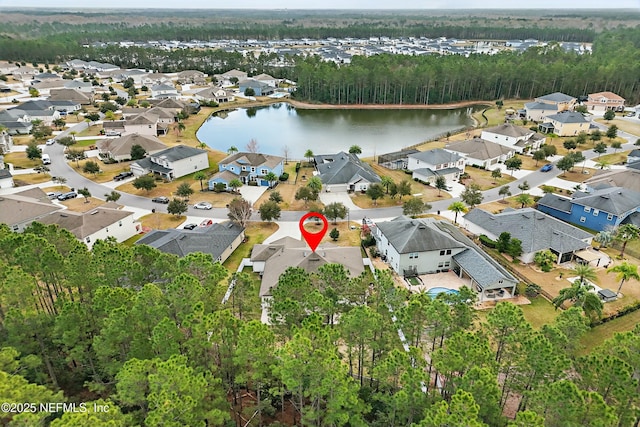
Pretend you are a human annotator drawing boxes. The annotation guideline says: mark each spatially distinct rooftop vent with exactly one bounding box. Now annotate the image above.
[90,210,99,215]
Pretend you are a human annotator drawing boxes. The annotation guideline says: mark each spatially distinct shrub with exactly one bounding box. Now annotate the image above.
[361,234,376,247]
[295,162,301,172]
[525,283,542,298]
[479,234,496,248]
[279,172,289,181]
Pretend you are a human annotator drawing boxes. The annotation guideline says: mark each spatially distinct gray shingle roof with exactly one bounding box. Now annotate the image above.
[445,138,514,160]
[536,92,576,103]
[408,148,462,165]
[464,208,591,255]
[315,151,381,185]
[483,123,533,138]
[220,152,284,169]
[136,221,244,261]
[546,111,588,124]
[537,193,573,213]
[376,216,465,253]
[524,101,558,111]
[151,145,207,162]
[586,169,640,193]
[572,186,640,215]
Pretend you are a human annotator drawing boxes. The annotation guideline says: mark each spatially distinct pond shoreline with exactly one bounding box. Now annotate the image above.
[286,99,492,110]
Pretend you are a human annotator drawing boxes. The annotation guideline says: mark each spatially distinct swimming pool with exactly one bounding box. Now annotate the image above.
[427,287,460,298]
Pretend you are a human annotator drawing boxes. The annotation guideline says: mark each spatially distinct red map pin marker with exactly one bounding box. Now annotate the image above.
[299,212,328,252]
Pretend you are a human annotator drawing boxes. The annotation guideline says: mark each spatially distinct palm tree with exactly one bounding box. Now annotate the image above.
[595,160,611,170]
[349,145,362,155]
[264,172,278,189]
[448,201,467,224]
[614,224,640,258]
[228,179,242,193]
[552,279,603,321]
[176,121,186,136]
[594,230,614,248]
[197,142,208,150]
[193,171,207,191]
[227,146,239,155]
[381,176,394,194]
[304,149,314,165]
[515,193,532,208]
[573,264,598,287]
[608,262,640,296]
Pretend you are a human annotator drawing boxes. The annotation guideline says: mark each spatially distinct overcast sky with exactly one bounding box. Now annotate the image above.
[2,0,638,8]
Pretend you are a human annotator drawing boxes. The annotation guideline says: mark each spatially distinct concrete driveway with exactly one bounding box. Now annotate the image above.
[239,185,268,206]
[319,191,361,211]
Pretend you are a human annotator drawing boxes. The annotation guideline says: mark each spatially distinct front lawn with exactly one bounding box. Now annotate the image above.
[138,212,186,230]
[3,152,41,169]
[596,150,629,166]
[12,172,52,185]
[462,166,516,191]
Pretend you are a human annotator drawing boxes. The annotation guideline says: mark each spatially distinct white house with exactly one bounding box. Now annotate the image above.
[150,83,179,99]
[444,138,515,168]
[0,168,13,189]
[407,148,465,184]
[481,123,545,153]
[131,145,209,180]
[38,205,140,249]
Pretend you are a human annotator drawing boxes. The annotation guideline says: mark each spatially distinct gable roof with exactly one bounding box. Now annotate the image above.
[536,92,576,103]
[38,207,134,239]
[546,111,588,124]
[586,169,640,193]
[445,138,514,160]
[376,216,465,253]
[150,145,207,162]
[257,240,365,297]
[571,186,640,215]
[537,193,573,213]
[483,123,533,138]
[314,151,381,185]
[408,148,463,164]
[588,91,625,101]
[0,169,12,180]
[136,221,244,261]
[97,133,167,158]
[0,188,61,226]
[464,208,591,255]
[251,236,307,262]
[524,101,558,111]
[220,152,284,169]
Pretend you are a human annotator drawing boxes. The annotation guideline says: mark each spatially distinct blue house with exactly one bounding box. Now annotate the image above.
[208,152,284,190]
[238,79,276,96]
[537,186,640,232]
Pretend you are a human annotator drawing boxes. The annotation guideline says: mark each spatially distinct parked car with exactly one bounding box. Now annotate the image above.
[183,223,198,230]
[625,112,636,117]
[57,191,77,201]
[46,138,56,145]
[152,196,169,204]
[540,164,554,172]
[47,191,62,199]
[199,219,213,227]
[41,154,51,165]
[193,201,213,210]
[113,171,134,181]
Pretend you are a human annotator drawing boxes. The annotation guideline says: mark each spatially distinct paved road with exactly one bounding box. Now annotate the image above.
[43,120,638,223]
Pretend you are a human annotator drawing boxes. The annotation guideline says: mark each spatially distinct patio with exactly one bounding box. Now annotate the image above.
[405,271,470,293]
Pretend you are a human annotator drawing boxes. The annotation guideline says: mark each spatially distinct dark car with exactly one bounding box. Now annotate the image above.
[540,164,554,172]
[57,192,77,201]
[114,171,134,181]
[152,196,169,204]
[183,223,198,230]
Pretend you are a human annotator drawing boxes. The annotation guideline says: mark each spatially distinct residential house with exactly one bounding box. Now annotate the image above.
[377,149,419,170]
[0,110,33,135]
[48,100,82,113]
[194,87,235,104]
[374,216,518,300]
[585,168,640,193]
[407,148,465,184]
[523,101,558,122]
[136,221,244,263]
[0,188,62,232]
[584,91,625,113]
[539,111,590,136]
[176,70,208,85]
[208,152,284,189]
[253,238,366,321]
[147,98,190,113]
[124,113,159,136]
[253,73,279,88]
[131,145,209,180]
[238,79,276,96]
[314,151,381,192]
[63,80,95,93]
[537,186,640,232]
[31,79,65,95]
[464,208,595,265]
[49,88,93,105]
[11,66,39,82]
[0,130,13,152]
[481,123,545,153]
[534,92,576,112]
[117,69,148,85]
[216,69,248,86]
[38,205,140,249]
[444,138,515,168]
[150,83,179,99]
[103,120,126,137]
[33,72,61,82]
[0,168,13,189]
[96,133,167,162]
[142,73,172,87]
[250,236,306,274]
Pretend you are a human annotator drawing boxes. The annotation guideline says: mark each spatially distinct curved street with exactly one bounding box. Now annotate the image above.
[37,119,639,229]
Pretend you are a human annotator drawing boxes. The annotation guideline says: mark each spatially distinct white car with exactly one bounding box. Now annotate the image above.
[46,138,55,145]
[194,201,213,210]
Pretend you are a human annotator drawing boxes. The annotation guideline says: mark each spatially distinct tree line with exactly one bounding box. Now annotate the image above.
[1,223,640,426]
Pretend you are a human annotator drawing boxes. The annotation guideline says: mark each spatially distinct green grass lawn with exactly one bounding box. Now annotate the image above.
[579,309,640,356]
[223,222,278,272]
[520,296,560,329]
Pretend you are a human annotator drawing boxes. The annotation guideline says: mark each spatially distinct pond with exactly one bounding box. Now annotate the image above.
[196,103,478,159]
